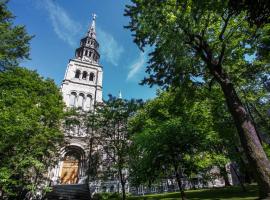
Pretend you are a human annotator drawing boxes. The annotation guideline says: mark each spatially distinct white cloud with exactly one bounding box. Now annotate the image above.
[97,28,124,66]
[42,0,81,47]
[127,52,147,81]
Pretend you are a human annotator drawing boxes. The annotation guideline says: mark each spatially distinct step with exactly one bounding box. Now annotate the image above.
[46,184,90,200]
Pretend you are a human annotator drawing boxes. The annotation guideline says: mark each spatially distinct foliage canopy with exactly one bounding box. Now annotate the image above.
[0,0,32,70]
[0,67,65,198]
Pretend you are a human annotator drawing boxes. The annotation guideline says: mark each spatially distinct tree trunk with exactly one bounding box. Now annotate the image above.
[87,136,94,183]
[118,168,126,200]
[174,166,186,200]
[220,165,231,187]
[231,163,246,192]
[0,190,2,199]
[212,66,270,199]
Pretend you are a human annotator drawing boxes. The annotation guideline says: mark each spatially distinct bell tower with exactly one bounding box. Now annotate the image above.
[61,14,103,111]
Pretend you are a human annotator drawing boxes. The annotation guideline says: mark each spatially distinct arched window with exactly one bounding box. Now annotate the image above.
[82,71,87,80]
[69,92,77,107]
[75,70,81,78]
[94,55,98,62]
[77,93,85,108]
[84,50,88,56]
[110,186,114,192]
[85,95,92,111]
[89,73,95,81]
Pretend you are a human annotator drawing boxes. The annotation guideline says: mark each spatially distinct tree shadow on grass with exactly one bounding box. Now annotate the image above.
[128,185,259,200]
[185,185,259,200]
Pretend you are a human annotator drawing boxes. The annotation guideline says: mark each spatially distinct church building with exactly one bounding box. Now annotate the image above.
[48,15,117,194]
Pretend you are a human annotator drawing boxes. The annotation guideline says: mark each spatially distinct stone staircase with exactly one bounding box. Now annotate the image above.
[46,184,91,200]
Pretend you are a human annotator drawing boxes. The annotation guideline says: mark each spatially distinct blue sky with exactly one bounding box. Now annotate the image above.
[8,0,157,100]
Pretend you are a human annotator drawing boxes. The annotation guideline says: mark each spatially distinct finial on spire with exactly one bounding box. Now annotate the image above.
[118,91,122,99]
[92,13,97,21]
[87,13,97,38]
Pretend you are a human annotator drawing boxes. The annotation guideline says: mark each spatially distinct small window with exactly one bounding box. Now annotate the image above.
[85,50,88,56]
[89,73,95,81]
[110,186,114,192]
[75,70,81,78]
[82,71,87,80]
[77,93,85,108]
[89,51,92,57]
[85,95,92,110]
[69,92,77,107]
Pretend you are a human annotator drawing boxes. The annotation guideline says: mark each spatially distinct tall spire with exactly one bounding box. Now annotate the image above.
[75,13,100,64]
[87,13,96,39]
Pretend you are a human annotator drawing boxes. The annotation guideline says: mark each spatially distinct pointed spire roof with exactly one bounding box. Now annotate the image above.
[87,13,96,39]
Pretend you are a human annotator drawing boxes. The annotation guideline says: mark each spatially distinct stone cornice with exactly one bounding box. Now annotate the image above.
[69,59,103,69]
[62,79,103,88]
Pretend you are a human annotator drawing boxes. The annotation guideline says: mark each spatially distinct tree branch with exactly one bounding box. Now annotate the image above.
[208,77,217,91]
[219,12,232,41]
[218,43,226,65]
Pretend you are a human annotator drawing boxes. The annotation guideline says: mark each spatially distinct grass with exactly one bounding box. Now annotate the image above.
[127,185,259,200]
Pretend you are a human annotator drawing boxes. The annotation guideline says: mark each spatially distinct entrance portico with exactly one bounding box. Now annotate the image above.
[51,145,87,185]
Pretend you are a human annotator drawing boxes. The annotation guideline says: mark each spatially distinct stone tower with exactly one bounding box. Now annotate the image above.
[61,14,103,111]
[50,15,103,186]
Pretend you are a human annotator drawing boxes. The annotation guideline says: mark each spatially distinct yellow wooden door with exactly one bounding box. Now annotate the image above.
[60,160,79,184]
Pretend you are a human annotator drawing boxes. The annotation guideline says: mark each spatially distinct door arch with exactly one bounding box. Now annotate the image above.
[60,151,80,184]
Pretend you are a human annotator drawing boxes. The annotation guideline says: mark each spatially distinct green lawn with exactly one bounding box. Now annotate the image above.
[127,185,259,200]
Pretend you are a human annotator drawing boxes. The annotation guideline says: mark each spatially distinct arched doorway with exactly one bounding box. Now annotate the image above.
[60,151,80,184]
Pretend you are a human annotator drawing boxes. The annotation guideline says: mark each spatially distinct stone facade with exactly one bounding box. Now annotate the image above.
[61,14,102,110]
[49,15,101,186]
[48,15,126,195]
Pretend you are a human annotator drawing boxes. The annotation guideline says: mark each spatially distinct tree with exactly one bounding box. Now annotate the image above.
[0,0,32,70]
[228,0,270,27]
[125,1,270,198]
[94,96,142,200]
[129,86,230,200]
[0,67,65,199]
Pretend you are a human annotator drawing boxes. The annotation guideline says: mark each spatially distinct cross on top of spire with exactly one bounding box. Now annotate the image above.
[92,13,97,20]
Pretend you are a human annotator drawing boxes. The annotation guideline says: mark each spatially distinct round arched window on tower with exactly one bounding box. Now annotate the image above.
[82,71,87,80]
[89,73,95,81]
[69,92,77,107]
[85,95,92,111]
[77,93,85,109]
[75,70,81,78]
